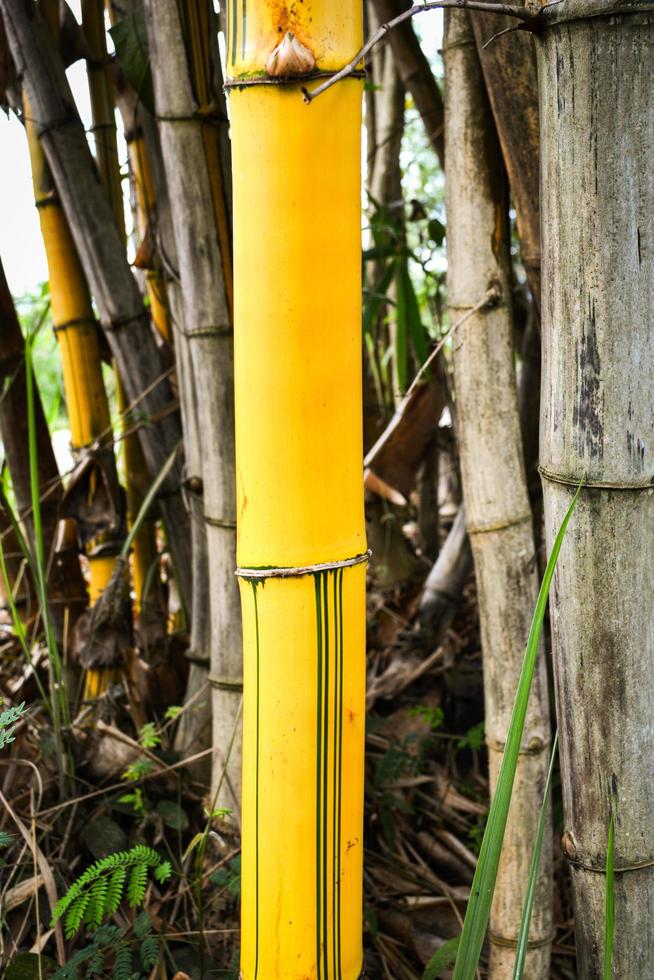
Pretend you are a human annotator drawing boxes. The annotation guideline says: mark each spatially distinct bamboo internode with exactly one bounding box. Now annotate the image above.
[228,1,366,975]
[537,3,654,972]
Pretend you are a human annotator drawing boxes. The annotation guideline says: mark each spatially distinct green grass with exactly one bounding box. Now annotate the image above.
[604,787,616,979]
[512,732,558,979]
[452,484,581,980]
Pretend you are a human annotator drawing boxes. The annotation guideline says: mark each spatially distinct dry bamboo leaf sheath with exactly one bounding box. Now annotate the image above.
[444,10,552,978]
[227,1,367,975]
[537,1,654,974]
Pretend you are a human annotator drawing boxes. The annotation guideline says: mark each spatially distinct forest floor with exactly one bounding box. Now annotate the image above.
[0,516,576,979]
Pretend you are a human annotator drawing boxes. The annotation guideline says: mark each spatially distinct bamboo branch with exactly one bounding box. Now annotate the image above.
[303,0,548,103]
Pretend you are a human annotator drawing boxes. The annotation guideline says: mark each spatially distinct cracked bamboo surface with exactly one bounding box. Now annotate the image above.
[444,10,552,978]
[228,2,366,976]
[537,4,654,974]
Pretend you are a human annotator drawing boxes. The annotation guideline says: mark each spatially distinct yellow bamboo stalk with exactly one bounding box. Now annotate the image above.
[178,0,233,315]
[127,131,173,343]
[228,3,366,975]
[25,98,120,702]
[82,0,160,619]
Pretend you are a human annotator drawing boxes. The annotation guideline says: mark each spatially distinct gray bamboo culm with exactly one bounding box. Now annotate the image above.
[537,3,654,974]
[444,10,552,978]
[143,0,242,815]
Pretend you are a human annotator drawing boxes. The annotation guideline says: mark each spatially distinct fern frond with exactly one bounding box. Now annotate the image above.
[65,891,92,939]
[84,950,104,978]
[140,934,159,970]
[112,942,133,980]
[127,860,148,907]
[154,860,171,883]
[105,866,127,916]
[132,910,152,941]
[52,845,169,935]
[85,876,109,929]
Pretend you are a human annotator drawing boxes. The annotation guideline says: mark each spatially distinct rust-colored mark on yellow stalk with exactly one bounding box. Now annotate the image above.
[266,31,316,77]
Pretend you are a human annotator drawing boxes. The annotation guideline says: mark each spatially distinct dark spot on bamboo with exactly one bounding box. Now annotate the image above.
[572,293,603,460]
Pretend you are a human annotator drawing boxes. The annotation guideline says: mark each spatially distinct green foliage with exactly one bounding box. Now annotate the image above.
[164,704,182,721]
[138,722,160,750]
[513,733,559,978]
[109,2,154,114]
[453,485,581,980]
[407,704,444,731]
[156,799,189,831]
[0,830,15,847]
[122,758,155,782]
[0,700,27,750]
[457,721,485,754]
[423,937,460,979]
[118,787,147,815]
[51,845,171,939]
[604,784,617,980]
[210,855,241,899]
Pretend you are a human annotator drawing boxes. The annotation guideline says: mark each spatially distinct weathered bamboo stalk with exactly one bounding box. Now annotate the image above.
[228,2,367,974]
[143,0,241,807]
[82,0,162,629]
[0,0,193,612]
[444,10,552,977]
[536,2,654,974]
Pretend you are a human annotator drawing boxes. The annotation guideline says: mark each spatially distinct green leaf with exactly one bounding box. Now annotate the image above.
[156,799,189,831]
[428,217,446,247]
[604,786,617,980]
[423,937,460,979]
[128,861,148,907]
[5,952,57,980]
[394,258,409,392]
[363,261,395,338]
[109,2,155,115]
[402,259,429,367]
[154,860,172,884]
[512,733,559,978]
[82,816,127,860]
[452,484,582,980]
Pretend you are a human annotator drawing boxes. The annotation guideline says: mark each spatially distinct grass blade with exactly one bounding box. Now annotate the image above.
[452,483,582,980]
[512,731,559,979]
[25,332,69,733]
[604,786,616,979]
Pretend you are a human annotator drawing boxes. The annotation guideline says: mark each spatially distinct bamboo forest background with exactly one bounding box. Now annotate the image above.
[0,1,651,979]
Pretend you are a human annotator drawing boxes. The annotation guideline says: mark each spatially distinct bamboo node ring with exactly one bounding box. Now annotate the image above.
[236,550,372,580]
[488,930,556,950]
[52,316,97,334]
[486,734,550,756]
[466,512,532,535]
[538,466,654,492]
[224,70,366,91]
[204,515,237,530]
[209,676,244,692]
[566,854,654,874]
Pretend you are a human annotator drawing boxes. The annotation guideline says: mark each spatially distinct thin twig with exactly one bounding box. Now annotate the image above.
[302,1,543,104]
[35,746,214,818]
[364,286,500,473]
